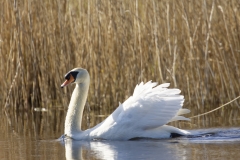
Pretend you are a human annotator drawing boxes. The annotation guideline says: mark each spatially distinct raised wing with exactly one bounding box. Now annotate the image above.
[89,81,189,139]
[116,81,189,130]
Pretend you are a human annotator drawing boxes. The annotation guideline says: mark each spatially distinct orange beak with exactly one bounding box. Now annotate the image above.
[61,74,75,88]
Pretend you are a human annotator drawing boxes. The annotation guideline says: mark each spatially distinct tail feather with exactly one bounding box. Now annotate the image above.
[169,116,190,122]
[177,108,190,116]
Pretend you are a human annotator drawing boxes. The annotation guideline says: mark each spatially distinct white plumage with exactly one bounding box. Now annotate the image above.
[61,68,190,140]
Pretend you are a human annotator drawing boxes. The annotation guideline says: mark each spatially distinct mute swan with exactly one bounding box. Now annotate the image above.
[61,68,190,140]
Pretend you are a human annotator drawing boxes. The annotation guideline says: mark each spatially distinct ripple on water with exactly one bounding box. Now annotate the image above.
[178,128,240,143]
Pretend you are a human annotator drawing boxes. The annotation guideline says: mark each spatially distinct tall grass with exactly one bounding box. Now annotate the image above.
[1,0,240,119]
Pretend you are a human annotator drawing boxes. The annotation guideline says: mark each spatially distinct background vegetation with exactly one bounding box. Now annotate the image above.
[1,0,240,130]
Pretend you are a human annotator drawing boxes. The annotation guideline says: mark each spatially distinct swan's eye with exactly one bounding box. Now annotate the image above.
[64,71,78,82]
[70,71,78,81]
[65,73,71,80]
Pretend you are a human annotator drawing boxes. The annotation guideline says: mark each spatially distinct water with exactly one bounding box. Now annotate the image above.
[1,108,240,160]
[62,132,240,160]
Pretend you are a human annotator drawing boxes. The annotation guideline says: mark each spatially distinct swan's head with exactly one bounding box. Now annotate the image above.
[61,68,90,88]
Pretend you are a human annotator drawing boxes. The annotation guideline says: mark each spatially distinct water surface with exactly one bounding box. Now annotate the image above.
[1,107,240,160]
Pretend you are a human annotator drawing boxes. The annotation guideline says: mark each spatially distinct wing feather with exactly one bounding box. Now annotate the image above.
[90,81,190,139]
[116,81,189,130]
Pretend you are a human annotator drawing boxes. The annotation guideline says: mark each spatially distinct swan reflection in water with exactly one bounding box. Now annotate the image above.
[62,128,240,160]
[63,138,186,160]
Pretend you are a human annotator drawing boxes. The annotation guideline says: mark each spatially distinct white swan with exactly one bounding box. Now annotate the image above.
[61,68,191,140]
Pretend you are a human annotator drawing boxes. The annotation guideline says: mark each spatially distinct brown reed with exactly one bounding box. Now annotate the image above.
[1,0,240,119]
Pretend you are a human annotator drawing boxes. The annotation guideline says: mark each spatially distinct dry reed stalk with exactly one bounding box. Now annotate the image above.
[152,0,163,82]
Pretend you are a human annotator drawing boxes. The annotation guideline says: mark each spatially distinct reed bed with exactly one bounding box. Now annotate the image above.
[1,0,240,121]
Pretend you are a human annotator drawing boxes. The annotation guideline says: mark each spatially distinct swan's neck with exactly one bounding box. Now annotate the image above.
[64,82,89,136]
